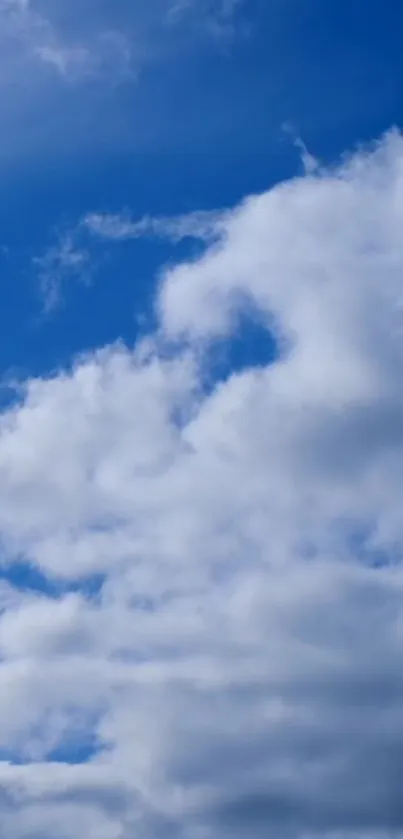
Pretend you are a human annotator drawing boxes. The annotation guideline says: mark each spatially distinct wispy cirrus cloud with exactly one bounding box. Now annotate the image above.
[33,208,227,309]
[0,0,247,165]
[83,208,228,243]
[34,232,91,312]
[0,0,245,84]
[168,0,246,39]
[0,0,133,82]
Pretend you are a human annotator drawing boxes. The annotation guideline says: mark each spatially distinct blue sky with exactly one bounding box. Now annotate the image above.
[2,0,403,378]
[2,1,403,837]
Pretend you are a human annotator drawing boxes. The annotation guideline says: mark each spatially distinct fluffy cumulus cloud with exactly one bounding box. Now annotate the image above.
[2,132,403,837]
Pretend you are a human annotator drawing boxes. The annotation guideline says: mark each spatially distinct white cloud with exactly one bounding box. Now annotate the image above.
[282,123,319,174]
[168,0,245,38]
[2,132,403,836]
[36,208,227,309]
[0,1,135,163]
[34,232,91,311]
[0,0,133,82]
[0,0,247,164]
[0,0,244,86]
[83,209,228,244]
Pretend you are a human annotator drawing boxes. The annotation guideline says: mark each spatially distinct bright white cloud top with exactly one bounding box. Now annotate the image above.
[1,133,403,837]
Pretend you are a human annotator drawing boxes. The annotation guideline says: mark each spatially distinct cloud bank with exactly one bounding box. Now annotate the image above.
[2,132,403,837]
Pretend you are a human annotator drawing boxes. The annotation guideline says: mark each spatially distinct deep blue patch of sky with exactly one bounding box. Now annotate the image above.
[1,0,402,381]
[0,560,105,602]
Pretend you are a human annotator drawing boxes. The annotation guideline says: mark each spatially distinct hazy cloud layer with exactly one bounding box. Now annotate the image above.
[0,0,245,163]
[0,0,242,81]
